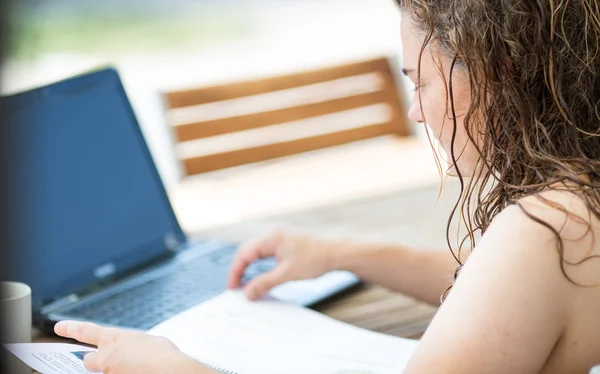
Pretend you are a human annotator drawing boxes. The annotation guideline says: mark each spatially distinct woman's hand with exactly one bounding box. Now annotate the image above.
[54,321,212,374]
[227,230,341,300]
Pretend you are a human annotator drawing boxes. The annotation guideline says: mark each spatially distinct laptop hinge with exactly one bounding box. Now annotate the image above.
[42,294,80,314]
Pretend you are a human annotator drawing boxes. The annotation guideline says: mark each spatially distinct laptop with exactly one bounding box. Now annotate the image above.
[1,67,360,334]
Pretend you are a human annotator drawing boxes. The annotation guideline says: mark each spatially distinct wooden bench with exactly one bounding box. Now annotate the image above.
[162,57,410,175]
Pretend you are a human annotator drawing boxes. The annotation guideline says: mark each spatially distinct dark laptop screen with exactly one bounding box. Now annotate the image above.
[2,68,187,311]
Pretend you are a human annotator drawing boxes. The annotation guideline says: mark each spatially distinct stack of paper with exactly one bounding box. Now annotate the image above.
[148,290,418,374]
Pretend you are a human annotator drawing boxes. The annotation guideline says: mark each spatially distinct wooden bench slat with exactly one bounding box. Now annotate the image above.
[165,58,392,108]
[173,89,398,141]
[183,122,397,174]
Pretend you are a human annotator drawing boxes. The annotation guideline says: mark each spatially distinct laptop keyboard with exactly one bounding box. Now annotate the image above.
[63,246,276,330]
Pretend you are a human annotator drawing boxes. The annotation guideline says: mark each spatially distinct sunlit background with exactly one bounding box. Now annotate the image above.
[2,0,420,186]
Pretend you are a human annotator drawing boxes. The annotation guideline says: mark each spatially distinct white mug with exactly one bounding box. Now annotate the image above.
[0,281,32,344]
[1,282,33,374]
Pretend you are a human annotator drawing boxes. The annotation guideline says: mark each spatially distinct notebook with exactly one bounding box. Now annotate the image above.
[148,290,419,374]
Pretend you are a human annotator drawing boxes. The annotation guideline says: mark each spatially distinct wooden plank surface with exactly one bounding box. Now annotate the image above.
[312,284,436,339]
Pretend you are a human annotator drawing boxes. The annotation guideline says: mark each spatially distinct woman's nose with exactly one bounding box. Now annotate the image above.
[407,99,424,123]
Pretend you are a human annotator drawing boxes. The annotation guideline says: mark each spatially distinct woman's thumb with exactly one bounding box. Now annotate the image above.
[82,351,102,372]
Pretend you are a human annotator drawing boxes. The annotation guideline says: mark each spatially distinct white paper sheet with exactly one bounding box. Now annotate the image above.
[5,291,418,374]
[149,290,418,374]
[3,343,98,374]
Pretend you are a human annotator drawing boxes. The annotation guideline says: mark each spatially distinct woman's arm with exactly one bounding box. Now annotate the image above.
[331,242,458,305]
[229,231,457,305]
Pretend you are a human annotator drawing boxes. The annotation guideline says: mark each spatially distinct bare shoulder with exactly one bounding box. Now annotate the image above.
[492,189,600,285]
[466,190,583,293]
[486,189,598,250]
[519,188,598,234]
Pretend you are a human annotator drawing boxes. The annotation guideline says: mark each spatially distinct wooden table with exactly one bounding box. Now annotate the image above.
[313,284,435,339]
[184,180,461,340]
[34,137,457,343]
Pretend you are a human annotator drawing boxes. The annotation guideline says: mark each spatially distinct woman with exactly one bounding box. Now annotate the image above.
[56,0,600,372]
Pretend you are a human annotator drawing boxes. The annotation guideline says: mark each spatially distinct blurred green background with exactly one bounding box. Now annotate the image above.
[8,0,254,59]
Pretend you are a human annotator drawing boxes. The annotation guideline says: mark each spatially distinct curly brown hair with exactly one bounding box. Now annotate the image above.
[395,0,600,299]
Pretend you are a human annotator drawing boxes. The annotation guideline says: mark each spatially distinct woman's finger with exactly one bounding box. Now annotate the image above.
[55,321,114,346]
[228,241,263,289]
[228,232,281,289]
[244,265,289,300]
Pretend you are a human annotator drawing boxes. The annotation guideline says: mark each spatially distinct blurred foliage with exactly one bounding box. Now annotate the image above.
[7,4,254,59]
